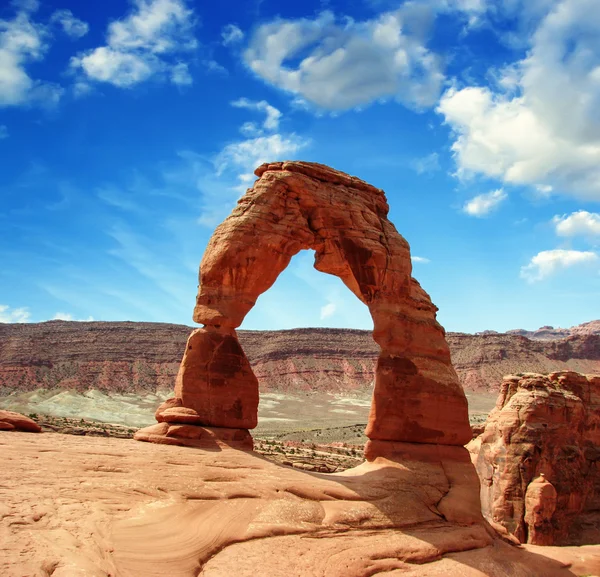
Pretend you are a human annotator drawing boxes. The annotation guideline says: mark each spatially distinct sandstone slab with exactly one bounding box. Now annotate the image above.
[2,432,593,577]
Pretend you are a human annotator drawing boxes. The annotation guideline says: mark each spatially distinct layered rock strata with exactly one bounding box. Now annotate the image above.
[1,321,599,396]
[468,371,600,545]
[136,161,471,450]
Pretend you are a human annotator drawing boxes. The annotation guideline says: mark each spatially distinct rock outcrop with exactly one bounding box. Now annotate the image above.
[137,161,471,449]
[1,322,599,398]
[468,371,600,545]
[0,409,41,432]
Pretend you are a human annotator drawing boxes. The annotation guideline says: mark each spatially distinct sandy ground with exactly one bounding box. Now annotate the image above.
[2,431,599,577]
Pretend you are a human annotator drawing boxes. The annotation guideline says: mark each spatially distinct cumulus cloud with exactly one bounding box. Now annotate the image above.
[71,0,197,88]
[462,189,507,217]
[244,6,445,111]
[0,2,63,107]
[222,23,243,46]
[0,304,30,323]
[0,125,8,139]
[50,9,89,39]
[520,249,599,282]
[411,256,430,263]
[553,211,600,237]
[437,0,600,200]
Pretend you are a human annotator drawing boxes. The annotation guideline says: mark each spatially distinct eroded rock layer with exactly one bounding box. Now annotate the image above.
[1,322,599,399]
[468,371,600,546]
[148,161,471,448]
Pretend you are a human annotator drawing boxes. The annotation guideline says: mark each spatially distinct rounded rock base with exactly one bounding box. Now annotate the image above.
[134,422,253,451]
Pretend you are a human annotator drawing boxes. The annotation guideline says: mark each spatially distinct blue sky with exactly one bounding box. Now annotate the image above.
[0,0,599,333]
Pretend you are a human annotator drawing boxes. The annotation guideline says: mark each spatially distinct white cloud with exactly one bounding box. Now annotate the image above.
[244,7,444,111]
[171,61,192,85]
[463,188,507,217]
[214,98,310,192]
[0,3,63,107]
[50,9,89,39]
[437,0,600,200]
[0,125,8,139]
[222,24,244,46]
[520,249,599,282]
[553,211,600,237]
[320,302,336,319]
[0,304,30,323]
[231,98,282,134]
[217,133,309,184]
[71,0,197,88]
[411,255,430,263]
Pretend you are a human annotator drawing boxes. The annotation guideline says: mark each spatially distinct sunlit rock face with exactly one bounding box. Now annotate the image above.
[137,161,471,450]
[468,371,600,545]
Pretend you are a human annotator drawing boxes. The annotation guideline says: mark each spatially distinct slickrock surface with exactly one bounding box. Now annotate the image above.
[1,322,599,398]
[468,371,600,546]
[2,431,597,577]
[0,409,41,432]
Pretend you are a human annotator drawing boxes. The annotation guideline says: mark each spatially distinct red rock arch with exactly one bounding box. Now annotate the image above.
[137,162,471,450]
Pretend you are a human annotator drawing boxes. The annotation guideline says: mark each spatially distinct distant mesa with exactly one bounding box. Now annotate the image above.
[136,161,472,452]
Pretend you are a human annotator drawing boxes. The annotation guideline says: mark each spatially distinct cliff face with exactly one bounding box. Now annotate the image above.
[0,321,599,395]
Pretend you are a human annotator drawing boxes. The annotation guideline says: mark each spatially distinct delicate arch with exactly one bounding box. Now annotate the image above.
[140,162,471,448]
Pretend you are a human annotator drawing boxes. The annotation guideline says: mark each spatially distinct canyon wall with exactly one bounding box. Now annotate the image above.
[0,321,599,396]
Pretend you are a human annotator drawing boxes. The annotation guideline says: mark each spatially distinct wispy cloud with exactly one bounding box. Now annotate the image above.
[53,312,94,321]
[412,152,440,175]
[215,99,310,192]
[411,255,430,264]
[50,9,89,39]
[222,23,244,46]
[232,98,282,134]
[0,125,8,139]
[0,304,30,323]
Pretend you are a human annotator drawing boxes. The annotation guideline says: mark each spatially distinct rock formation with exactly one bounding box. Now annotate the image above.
[0,409,41,432]
[136,161,472,450]
[468,371,600,545]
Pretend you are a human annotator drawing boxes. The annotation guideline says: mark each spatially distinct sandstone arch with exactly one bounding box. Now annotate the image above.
[136,161,471,450]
